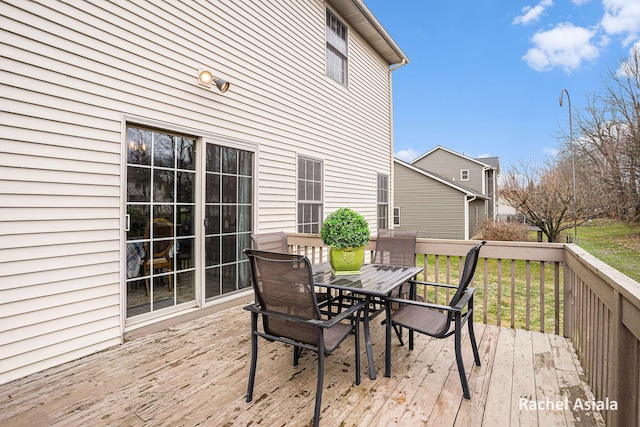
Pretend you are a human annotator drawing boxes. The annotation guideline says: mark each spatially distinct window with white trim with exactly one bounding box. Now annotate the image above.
[393,207,401,226]
[297,156,323,233]
[326,9,348,85]
[377,173,389,230]
[461,169,469,181]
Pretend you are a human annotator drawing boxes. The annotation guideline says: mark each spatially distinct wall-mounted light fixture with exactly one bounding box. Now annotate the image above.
[198,69,230,93]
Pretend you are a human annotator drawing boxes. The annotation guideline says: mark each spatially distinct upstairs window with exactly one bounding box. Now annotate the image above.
[377,174,389,230]
[461,169,470,181]
[326,9,348,85]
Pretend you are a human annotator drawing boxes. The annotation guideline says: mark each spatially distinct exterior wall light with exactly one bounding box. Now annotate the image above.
[198,69,230,93]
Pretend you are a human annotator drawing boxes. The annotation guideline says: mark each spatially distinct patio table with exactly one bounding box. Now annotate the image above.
[312,262,424,380]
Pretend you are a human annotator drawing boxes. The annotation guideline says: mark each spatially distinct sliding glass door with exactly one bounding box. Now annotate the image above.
[125,127,254,319]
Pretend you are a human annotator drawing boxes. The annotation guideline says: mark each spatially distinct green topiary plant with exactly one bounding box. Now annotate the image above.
[320,207,370,249]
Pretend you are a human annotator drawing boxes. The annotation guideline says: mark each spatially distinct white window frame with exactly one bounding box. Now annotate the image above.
[377,173,389,230]
[297,155,324,234]
[393,207,401,226]
[326,8,348,85]
[461,169,470,181]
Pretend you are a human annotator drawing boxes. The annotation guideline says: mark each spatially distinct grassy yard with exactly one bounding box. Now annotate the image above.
[576,219,640,282]
[414,220,640,333]
[416,254,562,333]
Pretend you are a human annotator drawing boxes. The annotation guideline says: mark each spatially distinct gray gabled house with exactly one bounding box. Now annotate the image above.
[393,146,499,239]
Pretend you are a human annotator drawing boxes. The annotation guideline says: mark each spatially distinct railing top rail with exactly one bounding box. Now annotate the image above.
[565,243,640,308]
[286,233,565,263]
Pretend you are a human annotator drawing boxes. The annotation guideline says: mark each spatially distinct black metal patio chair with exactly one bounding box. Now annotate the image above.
[243,249,365,427]
[250,231,289,253]
[384,240,487,398]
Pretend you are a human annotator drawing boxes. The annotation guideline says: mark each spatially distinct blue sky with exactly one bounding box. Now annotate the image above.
[363,0,640,168]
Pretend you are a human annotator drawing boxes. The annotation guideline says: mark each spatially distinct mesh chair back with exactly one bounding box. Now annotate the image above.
[373,229,418,266]
[245,249,320,346]
[449,241,487,307]
[251,232,288,253]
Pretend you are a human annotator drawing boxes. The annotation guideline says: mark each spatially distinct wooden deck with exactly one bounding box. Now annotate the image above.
[0,300,605,427]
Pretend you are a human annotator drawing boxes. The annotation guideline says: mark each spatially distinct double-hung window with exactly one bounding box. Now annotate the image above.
[297,156,323,233]
[377,173,389,230]
[326,9,348,85]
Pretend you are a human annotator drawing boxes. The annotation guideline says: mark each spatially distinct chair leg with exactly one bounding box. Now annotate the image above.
[354,312,361,385]
[293,346,303,366]
[313,338,326,427]
[246,312,259,402]
[468,310,481,367]
[393,324,405,346]
[454,314,471,399]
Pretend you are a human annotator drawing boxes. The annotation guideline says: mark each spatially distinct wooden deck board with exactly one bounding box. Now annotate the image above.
[0,303,604,426]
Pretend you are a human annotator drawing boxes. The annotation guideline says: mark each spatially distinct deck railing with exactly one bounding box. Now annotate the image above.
[285,233,640,426]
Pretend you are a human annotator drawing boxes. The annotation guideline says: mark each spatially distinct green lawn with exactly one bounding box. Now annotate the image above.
[413,220,640,333]
[416,254,562,333]
[576,219,640,282]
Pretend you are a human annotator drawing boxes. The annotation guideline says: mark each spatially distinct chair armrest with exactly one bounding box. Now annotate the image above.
[319,300,367,328]
[451,288,475,310]
[243,300,366,329]
[383,297,455,312]
[409,279,459,290]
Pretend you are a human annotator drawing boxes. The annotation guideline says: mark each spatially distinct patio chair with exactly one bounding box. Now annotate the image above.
[243,249,365,427]
[384,240,487,399]
[143,218,174,295]
[373,229,419,340]
[251,231,332,306]
[372,229,419,298]
[250,231,289,253]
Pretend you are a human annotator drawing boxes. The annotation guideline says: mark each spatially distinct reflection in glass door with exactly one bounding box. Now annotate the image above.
[125,126,196,318]
[204,143,253,300]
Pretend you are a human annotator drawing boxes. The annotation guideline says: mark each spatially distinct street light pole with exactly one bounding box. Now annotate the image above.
[559,89,577,243]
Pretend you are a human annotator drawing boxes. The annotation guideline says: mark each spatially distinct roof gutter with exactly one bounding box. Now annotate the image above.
[390,59,407,72]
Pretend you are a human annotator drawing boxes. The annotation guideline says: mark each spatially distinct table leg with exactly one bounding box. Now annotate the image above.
[363,296,376,380]
[385,301,392,377]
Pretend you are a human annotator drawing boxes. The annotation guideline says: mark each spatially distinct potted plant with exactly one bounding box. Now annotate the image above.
[320,207,370,275]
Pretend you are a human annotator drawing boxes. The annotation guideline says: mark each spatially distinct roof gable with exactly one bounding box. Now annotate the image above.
[412,145,498,170]
[394,158,488,199]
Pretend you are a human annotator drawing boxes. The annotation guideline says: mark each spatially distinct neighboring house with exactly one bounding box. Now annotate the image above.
[0,0,408,385]
[393,146,499,239]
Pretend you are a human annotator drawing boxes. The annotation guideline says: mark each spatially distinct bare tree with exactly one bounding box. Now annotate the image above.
[564,47,640,221]
[501,158,593,242]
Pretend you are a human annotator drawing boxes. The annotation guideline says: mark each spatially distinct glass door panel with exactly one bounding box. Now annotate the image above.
[204,143,253,301]
[125,126,196,318]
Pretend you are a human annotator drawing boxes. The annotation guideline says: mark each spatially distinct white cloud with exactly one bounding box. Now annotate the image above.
[616,42,640,76]
[544,147,560,156]
[394,148,420,162]
[513,0,554,25]
[601,0,640,46]
[572,0,591,5]
[477,153,491,158]
[523,22,600,72]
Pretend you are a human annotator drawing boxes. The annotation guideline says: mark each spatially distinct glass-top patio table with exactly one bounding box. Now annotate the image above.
[312,263,424,380]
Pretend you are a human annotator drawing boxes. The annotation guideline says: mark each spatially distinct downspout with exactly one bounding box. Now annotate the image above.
[388,59,407,230]
[482,165,490,220]
[466,194,477,240]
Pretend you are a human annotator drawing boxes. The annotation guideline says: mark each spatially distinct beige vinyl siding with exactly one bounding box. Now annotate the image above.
[413,149,485,194]
[394,163,466,239]
[1,0,395,384]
